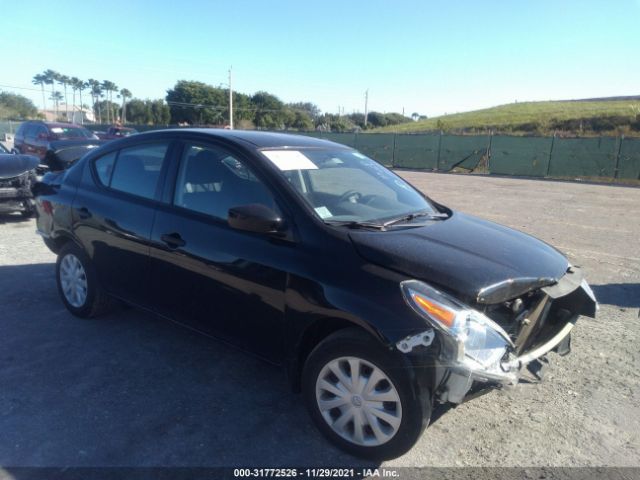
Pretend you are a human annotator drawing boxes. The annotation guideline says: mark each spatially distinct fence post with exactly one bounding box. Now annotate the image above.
[486,130,493,174]
[613,135,623,179]
[436,130,443,171]
[546,132,556,177]
[391,132,397,167]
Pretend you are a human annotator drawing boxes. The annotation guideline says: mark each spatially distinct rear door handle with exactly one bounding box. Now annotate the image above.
[160,232,186,249]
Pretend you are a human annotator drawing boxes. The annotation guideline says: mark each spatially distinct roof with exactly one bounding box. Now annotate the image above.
[155,128,349,149]
[24,120,87,129]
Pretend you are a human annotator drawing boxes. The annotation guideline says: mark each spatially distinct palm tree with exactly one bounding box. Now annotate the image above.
[32,74,47,113]
[120,88,132,124]
[87,79,101,124]
[101,80,118,124]
[57,74,71,120]
[50,91,63,119]
[42,70,58,118]
[70,77,82,120]
[77,81,88,124]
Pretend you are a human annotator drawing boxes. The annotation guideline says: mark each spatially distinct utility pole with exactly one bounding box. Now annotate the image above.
[364,89,369,127]
[228,66,233,129]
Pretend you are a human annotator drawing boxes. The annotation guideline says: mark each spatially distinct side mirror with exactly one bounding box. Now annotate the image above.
[228,204,285,235]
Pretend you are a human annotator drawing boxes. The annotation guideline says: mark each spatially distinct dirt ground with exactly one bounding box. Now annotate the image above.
[0,172,638,469]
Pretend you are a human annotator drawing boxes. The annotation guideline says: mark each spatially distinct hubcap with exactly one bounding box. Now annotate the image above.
[315,356,402,447]
[59,254,88,308]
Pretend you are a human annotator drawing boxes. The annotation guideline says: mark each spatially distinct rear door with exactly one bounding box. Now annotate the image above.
[72,141,174,306]
[147,140,292,362]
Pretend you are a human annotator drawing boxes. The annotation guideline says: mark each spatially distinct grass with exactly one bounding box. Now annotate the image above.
[373,99,640,134]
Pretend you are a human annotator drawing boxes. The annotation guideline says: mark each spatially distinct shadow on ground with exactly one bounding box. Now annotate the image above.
[0,263,381,470]
[591,283,640,309]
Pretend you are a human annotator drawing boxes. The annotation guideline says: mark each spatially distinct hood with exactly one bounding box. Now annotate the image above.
[0,154,39,179]
[349,211,569,304]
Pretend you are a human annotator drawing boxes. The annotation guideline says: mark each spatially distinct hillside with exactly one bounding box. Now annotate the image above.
[373,99,640,135]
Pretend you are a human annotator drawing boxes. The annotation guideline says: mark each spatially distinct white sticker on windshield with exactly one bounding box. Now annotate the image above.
[262,150,318,171]
[50,127,63,133]
[314,206,332,219]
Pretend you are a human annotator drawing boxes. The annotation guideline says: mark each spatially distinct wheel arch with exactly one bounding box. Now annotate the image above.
[288,316,391,393]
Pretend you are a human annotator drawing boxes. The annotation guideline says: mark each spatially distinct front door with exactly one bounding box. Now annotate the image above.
[148,141,292,362]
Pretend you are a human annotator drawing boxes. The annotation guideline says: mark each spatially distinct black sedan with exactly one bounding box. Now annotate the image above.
[33,129,597,459]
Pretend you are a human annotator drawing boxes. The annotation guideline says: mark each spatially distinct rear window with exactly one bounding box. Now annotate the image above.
[49,126,94,139]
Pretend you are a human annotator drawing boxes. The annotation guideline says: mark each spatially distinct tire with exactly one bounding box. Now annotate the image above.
[302,328,430,460]
[55,242,115,318]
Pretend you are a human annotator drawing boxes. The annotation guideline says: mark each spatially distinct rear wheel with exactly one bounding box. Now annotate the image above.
[56,243,115,318]
[302,328,430,460]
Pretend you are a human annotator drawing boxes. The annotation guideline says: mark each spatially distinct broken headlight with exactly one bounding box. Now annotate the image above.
[400,280,514,374]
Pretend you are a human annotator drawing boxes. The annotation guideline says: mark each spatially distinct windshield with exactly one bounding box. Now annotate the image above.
[262,148,437,224]
[49,126,94,139]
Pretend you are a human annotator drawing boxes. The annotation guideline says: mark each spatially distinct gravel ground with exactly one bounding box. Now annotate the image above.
[0,172,638,469]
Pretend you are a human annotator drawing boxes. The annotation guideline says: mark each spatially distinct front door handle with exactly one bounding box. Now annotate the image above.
[160,232,186,249]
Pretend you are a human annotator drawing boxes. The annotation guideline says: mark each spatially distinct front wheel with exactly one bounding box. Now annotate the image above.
[302,328,430,460]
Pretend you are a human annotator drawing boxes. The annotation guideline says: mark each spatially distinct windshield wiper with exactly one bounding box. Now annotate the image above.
[382,211,448,228]
[324,220,385,230]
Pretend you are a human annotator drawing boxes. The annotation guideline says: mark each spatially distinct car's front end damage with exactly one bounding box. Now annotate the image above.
[398,266,597,404]
[0,154,39,216]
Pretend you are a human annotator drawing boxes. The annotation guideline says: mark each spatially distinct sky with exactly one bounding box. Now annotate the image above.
[1,0,639,118]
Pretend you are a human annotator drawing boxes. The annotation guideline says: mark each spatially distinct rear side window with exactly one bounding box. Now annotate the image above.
[94,143,169,200]
[94,151,117,185]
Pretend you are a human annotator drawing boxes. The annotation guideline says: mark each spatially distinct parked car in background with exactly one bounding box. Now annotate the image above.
[0,153,39,217]
[40,139,105,172]
[13,121,98,160]
[33,129,597,459]
[95,126,138,140]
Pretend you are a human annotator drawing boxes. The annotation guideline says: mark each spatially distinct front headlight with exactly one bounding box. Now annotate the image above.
[400,280,514,374]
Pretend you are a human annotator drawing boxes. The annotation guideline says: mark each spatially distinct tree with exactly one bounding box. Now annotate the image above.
[119,88,132,123]
[0,92,38,119]
[251,91,286,129]
[150,99,170,125]
[77,81,87,124]
[32,74,47,112]
[49,91,63,118]
[411,112,420,121]
[87,79,101,123]
[58,74,71,119]
[166,80,227,125]
[101,80,118,123]
[42,70,59,117]
[70,77,82,118]
[288,102,321,121]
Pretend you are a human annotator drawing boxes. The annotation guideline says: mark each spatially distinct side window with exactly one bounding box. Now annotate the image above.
[107,143,168,200]
[173,143,278,220]
[94,151,117,186]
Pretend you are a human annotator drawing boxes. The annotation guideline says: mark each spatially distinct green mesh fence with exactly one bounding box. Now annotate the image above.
[617,138,640,180]
[547,137,618,178]
[320,132,357,147]
[352,133,394,166]
[438,135,489,171]
[393,134,440,169]
[490,136,552,177]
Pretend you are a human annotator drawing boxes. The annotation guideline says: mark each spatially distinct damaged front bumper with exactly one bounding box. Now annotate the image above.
[399,267,597,404]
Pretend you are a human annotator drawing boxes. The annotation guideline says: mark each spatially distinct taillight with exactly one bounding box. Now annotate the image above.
[42,200,53,215]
